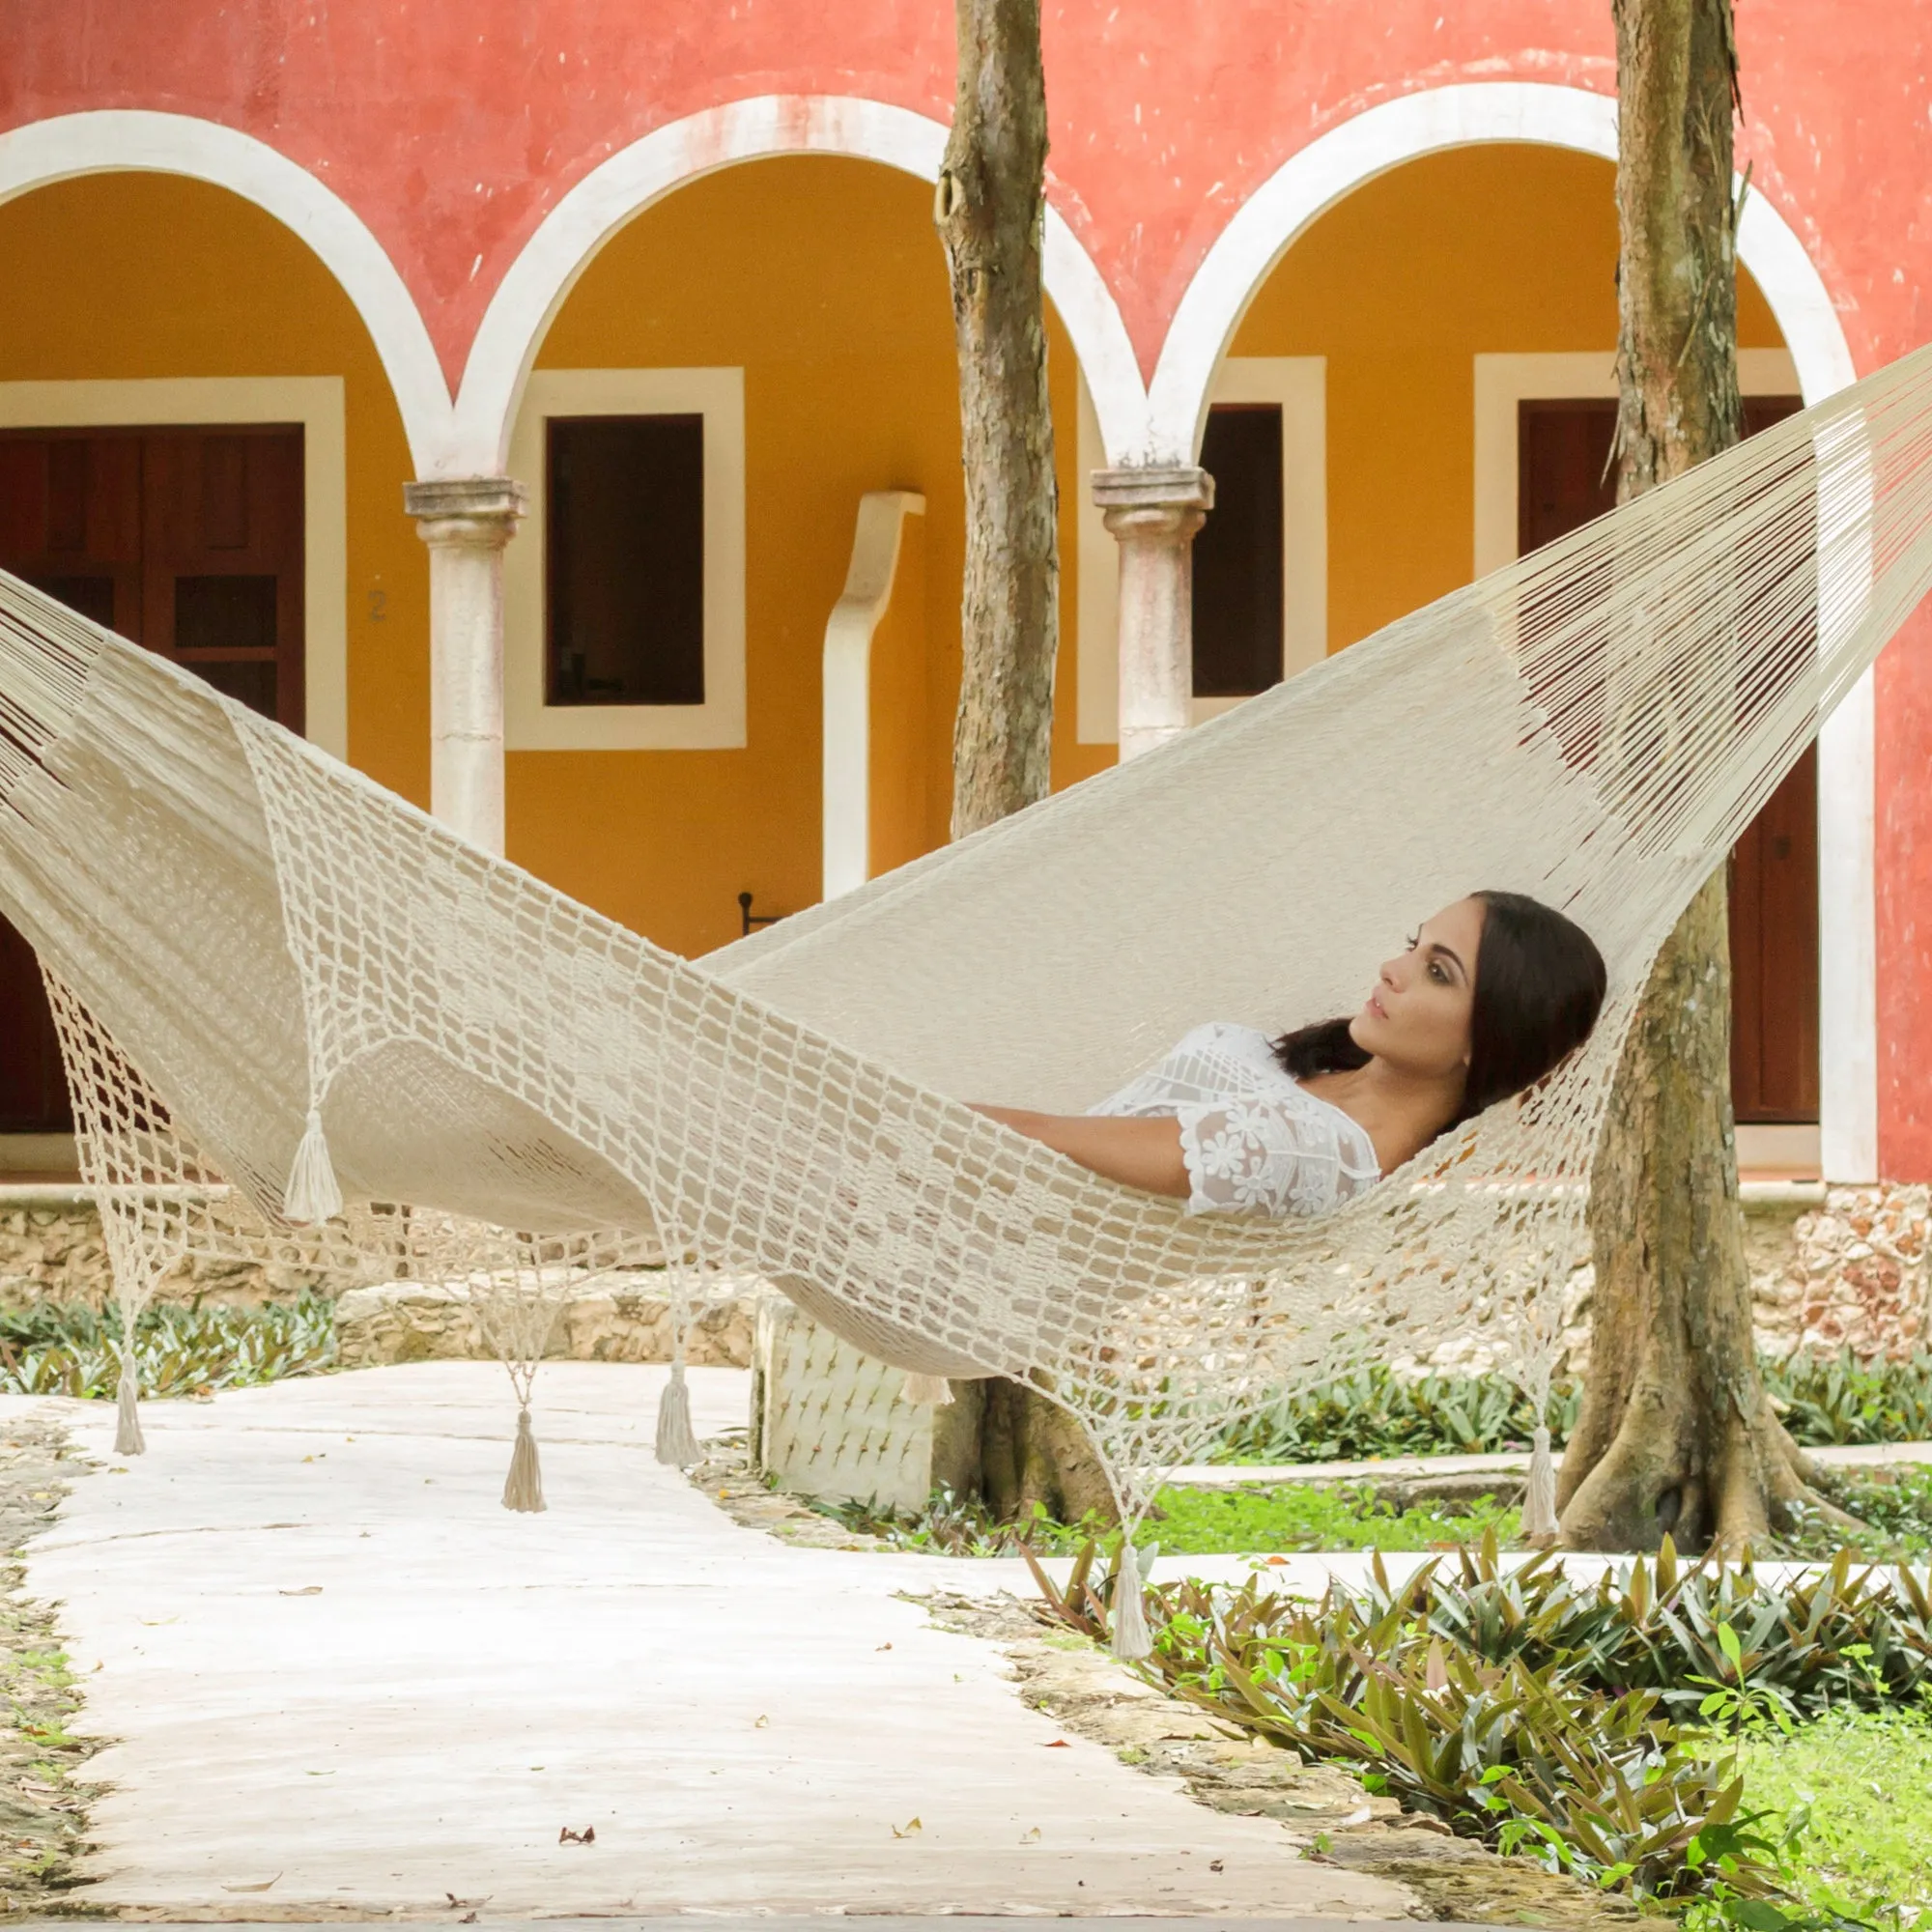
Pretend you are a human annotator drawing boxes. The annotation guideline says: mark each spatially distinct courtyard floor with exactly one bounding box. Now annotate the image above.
[11,1364,1422,1920]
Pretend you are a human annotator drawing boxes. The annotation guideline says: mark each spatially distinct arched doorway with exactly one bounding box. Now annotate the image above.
[0,168,420,1159]
[488,152,1104,960]
[1182,142,1819,1164]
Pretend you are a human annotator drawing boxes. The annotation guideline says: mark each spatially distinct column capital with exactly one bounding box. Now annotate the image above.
[1091,465,1214,519]
[403,476,526,548]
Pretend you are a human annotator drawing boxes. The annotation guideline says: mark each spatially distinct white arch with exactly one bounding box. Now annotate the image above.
[0,111,451,474]
[1151,78,1872,1179]
[1151,82,1856,460]
[451,94,1149,477]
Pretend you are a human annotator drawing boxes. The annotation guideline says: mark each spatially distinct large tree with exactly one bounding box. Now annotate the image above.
[933,0,1114,1522]
[1557,0,1852,1552]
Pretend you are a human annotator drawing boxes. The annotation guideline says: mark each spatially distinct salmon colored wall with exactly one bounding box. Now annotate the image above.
[509,156,1091,960]
[1231,145,1786,653]
[0,174,428,803]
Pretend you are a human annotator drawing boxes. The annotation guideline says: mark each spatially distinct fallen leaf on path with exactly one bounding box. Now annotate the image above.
[753,1715,769,1729]
[558,1826,596,1845]
[891,1817,922,1839]
[1042,1740,1070,1748]
[1208,1860,1224,1872]
[279,1587,324,1597]
[221,1876,281,1893]
[875,1642,892,1651]
[445,1891,489,1908]
[1020,1827,1040,1843]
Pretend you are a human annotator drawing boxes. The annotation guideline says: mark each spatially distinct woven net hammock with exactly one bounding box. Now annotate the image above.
[4,347,1932,1643]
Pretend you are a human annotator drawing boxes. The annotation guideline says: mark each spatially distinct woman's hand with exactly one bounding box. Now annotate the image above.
[969,1105,1188,1199]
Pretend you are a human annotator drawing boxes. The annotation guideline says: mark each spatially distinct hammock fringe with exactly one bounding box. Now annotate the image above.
[899,1373,952,1406]
[114,1350,145,1457]
[283,1107,342,1226]
[655,1364,701,1466]
[1522,1424,1560,1543]
[1110,1539,1153,1661]
[502,1405,546,1512]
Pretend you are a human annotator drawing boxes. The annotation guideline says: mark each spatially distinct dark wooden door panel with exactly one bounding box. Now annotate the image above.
[1517,390,1817,1122]
[0,424,305,1137]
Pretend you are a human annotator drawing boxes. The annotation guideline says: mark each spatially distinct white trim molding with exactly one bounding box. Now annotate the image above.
[822,491,926,901]
[453,96,1149,478]
[1472,348,1803,576]
[1150,77,1872,1181]
[0,376,350,759]
[503,367,747,753]
[1077,356,1325,744]
[0,112,448,477]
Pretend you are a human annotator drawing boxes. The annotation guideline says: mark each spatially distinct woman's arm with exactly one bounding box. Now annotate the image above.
[970,1105,1188,1198]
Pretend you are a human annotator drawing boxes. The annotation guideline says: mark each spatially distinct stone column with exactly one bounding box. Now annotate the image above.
[402,476,526,855]
[1092,465,1214,761]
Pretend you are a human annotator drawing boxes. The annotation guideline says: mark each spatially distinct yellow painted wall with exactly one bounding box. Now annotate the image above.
[516,156,1096,959]
[0,173,427,799]
[1231,143,1786,652]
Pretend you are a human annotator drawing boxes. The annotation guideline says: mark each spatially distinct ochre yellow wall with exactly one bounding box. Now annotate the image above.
[1231,144,1786,653]
[516,156,1095,958]
[0,173,427,800]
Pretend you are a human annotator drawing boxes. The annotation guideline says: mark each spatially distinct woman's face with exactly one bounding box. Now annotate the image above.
[1349,896,1485,1080]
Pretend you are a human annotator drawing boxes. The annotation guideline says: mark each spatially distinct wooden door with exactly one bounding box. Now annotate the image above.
[1517,393,1815,1122]
[0,426,303,1137]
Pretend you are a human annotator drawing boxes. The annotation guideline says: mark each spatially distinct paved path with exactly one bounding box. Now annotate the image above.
[16,1366,1413,1920]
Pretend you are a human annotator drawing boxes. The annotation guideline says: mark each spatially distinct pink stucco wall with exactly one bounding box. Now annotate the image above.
[5,0,1932,1170]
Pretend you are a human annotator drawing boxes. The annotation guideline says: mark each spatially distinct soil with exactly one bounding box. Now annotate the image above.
[0,1410,103,1916]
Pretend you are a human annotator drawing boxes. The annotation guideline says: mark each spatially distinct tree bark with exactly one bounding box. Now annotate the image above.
[934,0,1060,840]
[932,0,1110,1526]
[1559,0,1854,1553]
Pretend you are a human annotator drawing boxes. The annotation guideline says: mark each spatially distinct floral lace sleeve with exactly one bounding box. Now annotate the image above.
[1172,1098,1380,1217]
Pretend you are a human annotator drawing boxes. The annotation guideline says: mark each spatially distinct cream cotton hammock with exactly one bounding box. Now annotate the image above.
[4,346,1932,1653]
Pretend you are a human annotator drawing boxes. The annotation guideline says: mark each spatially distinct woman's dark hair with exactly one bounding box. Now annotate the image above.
[1275,891,1606,1129]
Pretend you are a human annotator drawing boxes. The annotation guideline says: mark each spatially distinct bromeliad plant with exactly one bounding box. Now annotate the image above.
[1033,1529,1932,1902]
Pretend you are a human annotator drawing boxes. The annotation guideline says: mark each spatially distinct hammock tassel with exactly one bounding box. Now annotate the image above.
[899,1372,952,1406]
[501,1405,547,1513]
[1110,1539,1153,1662]
[1522,1425,1560,1544]
[114,1350,145,1457]
[655,1362,701,1466]
[283,1106,343,1225]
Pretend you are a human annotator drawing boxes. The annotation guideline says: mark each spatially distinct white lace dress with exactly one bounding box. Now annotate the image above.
[1088,1021,1381,1218]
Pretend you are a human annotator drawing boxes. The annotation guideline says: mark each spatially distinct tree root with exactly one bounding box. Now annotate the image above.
[1559,1378,1865,1557]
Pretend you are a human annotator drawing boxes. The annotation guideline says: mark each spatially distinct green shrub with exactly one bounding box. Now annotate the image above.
[1214,1350,1932,1464]
[0,1296,336,1400]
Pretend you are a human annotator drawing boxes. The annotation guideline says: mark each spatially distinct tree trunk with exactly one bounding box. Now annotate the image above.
[1559,0,1853,1553]
[933,0,1111,1526]
[935,0,1059,840]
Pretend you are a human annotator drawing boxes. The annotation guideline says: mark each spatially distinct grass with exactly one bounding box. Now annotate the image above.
[1719,1704,1932,1928]
[817,1478,1520,1555]
[0,1294,336,1400]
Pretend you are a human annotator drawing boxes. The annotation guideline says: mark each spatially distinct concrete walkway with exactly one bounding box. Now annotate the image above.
[16,1366,1416,1920]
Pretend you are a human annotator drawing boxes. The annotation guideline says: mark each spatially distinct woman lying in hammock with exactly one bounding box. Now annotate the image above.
[974,890,1605,1218]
